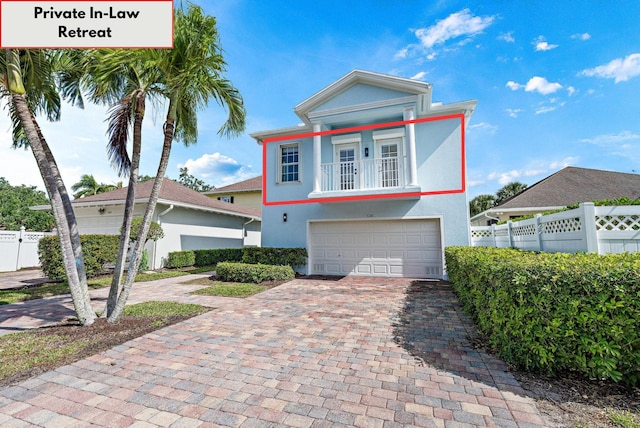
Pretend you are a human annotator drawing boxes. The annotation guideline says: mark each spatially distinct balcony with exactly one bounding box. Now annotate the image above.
[309,156,421,199]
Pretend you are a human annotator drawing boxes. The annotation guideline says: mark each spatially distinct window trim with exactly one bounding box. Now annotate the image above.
[277,142,301,184]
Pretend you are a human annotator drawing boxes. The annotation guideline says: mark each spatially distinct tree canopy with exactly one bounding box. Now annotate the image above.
[0,177,55,231]
[469,181,528,217]
[177,167,213,192]
[71,174,120,199]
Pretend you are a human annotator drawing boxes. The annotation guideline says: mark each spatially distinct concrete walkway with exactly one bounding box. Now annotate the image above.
[0,272,226,337]
[0,275,548,427]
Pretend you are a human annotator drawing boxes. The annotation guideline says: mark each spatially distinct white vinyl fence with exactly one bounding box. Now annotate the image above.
[0,227,54,272]
[471,202,640,254]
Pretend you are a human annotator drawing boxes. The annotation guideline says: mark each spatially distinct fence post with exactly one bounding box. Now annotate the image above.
[491,224,497,247]
[507,221,514,248]
[535,214,543,252]
[15,226,25,271]
[581,202,599,253]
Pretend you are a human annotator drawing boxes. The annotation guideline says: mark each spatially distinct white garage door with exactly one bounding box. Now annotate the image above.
[309,219,443,278]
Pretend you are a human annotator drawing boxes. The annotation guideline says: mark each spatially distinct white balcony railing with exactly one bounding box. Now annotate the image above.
[320,156,406,192]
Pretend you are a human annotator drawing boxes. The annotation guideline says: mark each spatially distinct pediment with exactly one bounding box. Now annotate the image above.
[294,70,431,121]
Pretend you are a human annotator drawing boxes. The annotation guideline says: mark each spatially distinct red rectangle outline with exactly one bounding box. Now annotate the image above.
[261,113,466,206]
[0,0,173,48]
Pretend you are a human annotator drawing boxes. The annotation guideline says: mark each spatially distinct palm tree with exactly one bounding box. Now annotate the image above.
[63,48,163,318]
[71,174,118,198]
[1,49,95,324]
[107,5,247,322]
[469,194,496,217]
[495,181,528,204]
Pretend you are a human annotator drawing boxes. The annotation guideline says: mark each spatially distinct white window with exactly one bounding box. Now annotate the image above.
[331,133,361,191]
[278,143,300,183]
[218,196,233,203]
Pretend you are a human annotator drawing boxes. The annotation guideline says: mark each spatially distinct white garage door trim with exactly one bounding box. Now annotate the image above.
[308,217,444,279]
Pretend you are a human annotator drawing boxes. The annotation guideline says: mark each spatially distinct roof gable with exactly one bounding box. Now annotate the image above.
[497,167,640,209]
[72,179,260,219]
[294,70,431,121]
[205,176,262,194]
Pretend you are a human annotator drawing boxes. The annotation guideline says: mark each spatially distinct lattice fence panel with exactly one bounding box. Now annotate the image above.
[541,217,582,234]
[512,224,536,237]
[595,215,640,231]
[471,229,493,238]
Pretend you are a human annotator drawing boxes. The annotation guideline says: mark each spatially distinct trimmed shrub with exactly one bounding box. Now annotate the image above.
[193,248,243,267]
[38,234,120,281]
[241,247,308,266]
[445,246,640,385]
[166,250,195,268]
[138,249,149,272]
[216,262,294,284]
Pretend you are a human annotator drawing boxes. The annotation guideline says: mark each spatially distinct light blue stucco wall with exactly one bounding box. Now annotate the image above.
[311,83,413,112]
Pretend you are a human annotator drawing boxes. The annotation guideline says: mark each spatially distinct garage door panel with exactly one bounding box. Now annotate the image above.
[310,219,442,279]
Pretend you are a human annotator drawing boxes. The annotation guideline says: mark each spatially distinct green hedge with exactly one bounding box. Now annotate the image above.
[445,246,640,385]
[193,248,243,266]
[166,250,195,268]
[215,262,294,284]
[241,247,307,266]
[38,234,120,281]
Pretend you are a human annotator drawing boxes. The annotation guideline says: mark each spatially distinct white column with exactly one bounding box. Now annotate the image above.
[313,122,322,193]
[403,107,418,186]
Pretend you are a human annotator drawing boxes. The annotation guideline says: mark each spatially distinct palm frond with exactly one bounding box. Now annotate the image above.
[106,95,134,176]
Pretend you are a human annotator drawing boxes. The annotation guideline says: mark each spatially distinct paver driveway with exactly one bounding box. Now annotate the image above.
[0,277,547,427]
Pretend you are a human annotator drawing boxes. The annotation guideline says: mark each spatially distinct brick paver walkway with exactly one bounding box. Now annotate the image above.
[0,276,548,427]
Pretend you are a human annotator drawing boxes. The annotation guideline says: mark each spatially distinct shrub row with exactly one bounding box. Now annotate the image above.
[39,235,120,281]
[241,247,307,267]
[215,262,294,284]
[167,247,308,268]
[166,250,196,268]
[193,248,243,266]
[445,246,640,385]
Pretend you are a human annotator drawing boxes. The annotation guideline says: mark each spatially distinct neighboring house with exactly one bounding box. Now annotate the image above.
[470,166,640,226]
[32,179,261,269]
[251,70,477,278]
[204,175,262,212]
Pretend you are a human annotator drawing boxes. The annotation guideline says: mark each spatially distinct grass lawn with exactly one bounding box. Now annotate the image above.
[183,277,267,297]
[0,301,210,387]
[0,270,190,305]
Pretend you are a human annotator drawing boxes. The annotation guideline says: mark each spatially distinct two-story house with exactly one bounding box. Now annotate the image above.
[251,70,476,278]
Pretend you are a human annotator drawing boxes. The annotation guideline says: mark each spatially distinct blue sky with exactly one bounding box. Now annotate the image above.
[1,0,639,199]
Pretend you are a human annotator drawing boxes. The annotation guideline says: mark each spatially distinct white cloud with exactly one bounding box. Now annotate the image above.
[535,105,557,114]
[179,152,255,187]
[580,53,640,83]
[533,36,558,51]
[410,71,427,81]
[468,122,498,134]
[507,76,562,95]
[525,76,563,94]
[580,130,640,145]
[487,157,578,186]
[505,108,523,118]
[498,32,515,43]
[579,131,640,163]
[571,33,591,41]
[399,9,495,60]
[506,81,522,91]
[567,86,576,96]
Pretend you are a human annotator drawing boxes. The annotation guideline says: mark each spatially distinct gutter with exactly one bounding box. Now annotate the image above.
[242,218,255,246]
[153,204,174,269]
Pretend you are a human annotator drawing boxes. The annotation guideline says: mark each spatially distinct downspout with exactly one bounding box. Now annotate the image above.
[242,218,255,247]
[154,204,174,269]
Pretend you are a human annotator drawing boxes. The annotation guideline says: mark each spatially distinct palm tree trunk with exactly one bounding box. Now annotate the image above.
[106,91,144,317]
[108,101,175,323]
[33,116,94,319]
[12,94,95,325]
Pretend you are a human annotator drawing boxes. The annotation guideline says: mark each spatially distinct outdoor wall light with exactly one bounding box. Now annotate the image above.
[283,213,287,222]
[98,208,106,215]
[365,147,369,157]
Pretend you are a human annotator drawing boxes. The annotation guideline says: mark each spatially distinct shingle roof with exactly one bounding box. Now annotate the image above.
[205,176,262,194]
[73,178,261,219]
[496,167,640,209]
